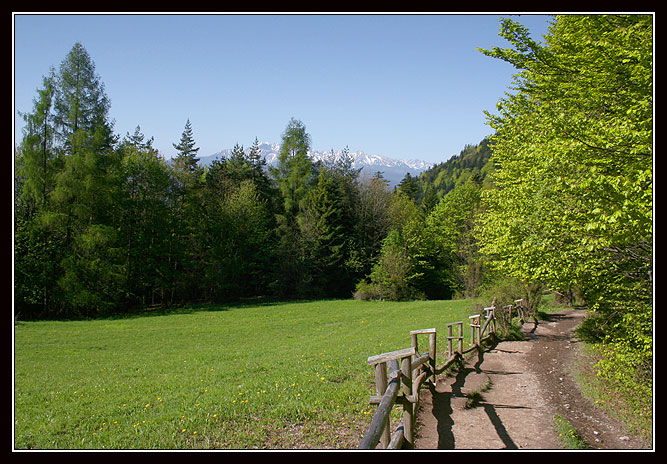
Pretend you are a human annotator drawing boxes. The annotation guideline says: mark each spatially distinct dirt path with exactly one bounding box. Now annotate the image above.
[414,307,649,450]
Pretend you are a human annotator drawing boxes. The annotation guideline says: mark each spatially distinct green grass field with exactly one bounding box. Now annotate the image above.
[14,298,484,449]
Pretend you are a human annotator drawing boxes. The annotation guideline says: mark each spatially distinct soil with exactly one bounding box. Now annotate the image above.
[413,307,651,450]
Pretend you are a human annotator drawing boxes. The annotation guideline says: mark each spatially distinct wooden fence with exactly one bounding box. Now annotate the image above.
[358,302,499,450]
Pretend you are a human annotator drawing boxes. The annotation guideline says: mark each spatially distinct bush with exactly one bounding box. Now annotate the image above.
[353,280,378,301]
[476,276,519,334]
[476,275,546,336]
[353,229,426,302]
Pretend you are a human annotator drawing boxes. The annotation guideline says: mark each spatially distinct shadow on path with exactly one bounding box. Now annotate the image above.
[481,403,519,449]
[427,346,525,449]
[429,368,463,448]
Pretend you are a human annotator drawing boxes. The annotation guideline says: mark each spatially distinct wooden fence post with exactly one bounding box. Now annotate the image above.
[515,299,525,322]
[410,328,437,384]
[469,314,481,346]
[447,323,453,357]
[364,348,415,450]
[429,331,436,384]
[447,321,463,357]
[373,361,390,449]
[483,305,496,335]
[401,355,414,449]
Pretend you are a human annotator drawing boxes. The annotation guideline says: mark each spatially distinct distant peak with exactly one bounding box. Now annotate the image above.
[198,143,433,187]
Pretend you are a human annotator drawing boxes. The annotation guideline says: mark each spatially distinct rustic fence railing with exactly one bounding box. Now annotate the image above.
[358,302,498,450]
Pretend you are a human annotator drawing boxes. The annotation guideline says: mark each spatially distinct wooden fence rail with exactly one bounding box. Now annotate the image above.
[358,302,499,450]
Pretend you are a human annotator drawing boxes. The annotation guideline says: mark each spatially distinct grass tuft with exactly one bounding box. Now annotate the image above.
[553,414,589,449]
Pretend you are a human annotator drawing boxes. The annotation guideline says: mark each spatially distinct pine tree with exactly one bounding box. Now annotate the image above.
[168,118,206,303]
[248,136,263,167]
[396,172,419,202]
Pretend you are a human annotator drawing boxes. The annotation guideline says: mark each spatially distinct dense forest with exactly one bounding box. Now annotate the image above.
[397,137,494,209]
[14,15,652,413]
[13,41,498,318]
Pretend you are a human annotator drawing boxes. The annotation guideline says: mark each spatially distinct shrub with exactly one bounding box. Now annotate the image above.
[353,280,377,301]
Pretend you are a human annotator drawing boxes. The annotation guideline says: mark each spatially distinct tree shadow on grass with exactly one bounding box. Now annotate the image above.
[114,297,301,320]
[30,297,303,322]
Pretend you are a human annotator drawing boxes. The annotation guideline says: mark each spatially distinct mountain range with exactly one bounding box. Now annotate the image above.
[197,142,433,186]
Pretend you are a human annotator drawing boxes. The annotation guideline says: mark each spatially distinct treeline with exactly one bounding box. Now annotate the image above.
[14,42,494,319]
[395,137,494,210]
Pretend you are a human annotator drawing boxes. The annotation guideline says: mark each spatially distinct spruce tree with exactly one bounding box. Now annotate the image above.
[124,125,154,150]
[301,167,346,297]
[172,118,200,174]
[169,118,205,302]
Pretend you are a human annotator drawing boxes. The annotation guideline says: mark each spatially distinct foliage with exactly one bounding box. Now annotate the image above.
[114,138,176,307]
[357,229,421,301]
[268,118,316,297]
[427,178,486,298]
[354,191,452,302]
[15,43,495,314]
[415,138,494,205]
[476,14,652,405]
[300,162,357,297]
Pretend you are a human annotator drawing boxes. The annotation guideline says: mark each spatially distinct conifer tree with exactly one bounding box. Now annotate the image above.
[272,118,314,217]
[124,125,154,150]
[301,167,347,297]
[44,42,122,315]
[172,118,200,174]
[52,42,115,151]
[270,118,315,296]
[14,72,60,316]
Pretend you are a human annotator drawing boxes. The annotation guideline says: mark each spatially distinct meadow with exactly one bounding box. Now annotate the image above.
[13,298,483,449]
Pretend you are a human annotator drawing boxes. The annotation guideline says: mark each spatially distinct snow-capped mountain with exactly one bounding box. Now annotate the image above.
[198,142,433,186]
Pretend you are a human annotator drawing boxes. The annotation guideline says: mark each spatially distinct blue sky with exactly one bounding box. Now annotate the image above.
[13,13,554,164]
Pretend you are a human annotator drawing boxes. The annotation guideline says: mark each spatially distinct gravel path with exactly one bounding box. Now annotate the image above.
[414,307,650,450]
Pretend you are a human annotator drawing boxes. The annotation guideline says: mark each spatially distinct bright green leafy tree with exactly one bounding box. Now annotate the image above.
[427,177,486,298]
[477,14,652,404]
